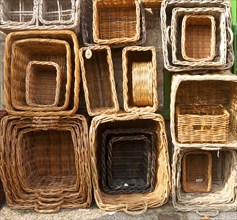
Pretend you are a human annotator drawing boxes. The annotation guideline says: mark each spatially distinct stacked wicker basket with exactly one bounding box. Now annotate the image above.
[161,0,237,215]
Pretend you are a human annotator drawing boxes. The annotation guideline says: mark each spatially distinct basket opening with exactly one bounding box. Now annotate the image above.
[183,16,214,60]
[19,130,77,190]
[83,49,115,111]
[27,63,58,106]
[1,0,34,23]
[96,1,137,40]
[40,0,74,23]
[126,50,153,107]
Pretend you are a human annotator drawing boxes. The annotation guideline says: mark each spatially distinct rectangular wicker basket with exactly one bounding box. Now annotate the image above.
[0,115,91,213]
[90,113,170,214]
[4,30,79,116]
[122,46,158,113]
[79,45,119,116]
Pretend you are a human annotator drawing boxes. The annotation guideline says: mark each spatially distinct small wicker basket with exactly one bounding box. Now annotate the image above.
[25,61,62,107]
[182,151,212,193]
[79,46,119,116]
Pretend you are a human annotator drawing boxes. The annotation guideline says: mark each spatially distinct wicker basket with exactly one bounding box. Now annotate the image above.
[142,0,162,8]
[122,46,158,113]
[171,7,226,67]
[90,113,170,214]
[79,46,119,116]
[25,61,62,107]
[182,151,212,193]
[176,104,229,143]
[81,0,146,47]
[0,115,91,213]
[4,30,79,116]
[172,147,237,213]
[160,0,234,72]
[181,15,216,62]
[170,72,237,148]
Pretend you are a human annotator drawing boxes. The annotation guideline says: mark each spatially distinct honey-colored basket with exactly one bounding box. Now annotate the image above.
[0,115,92,213]
[172,147,237,213]
[122,46,158,113]
[4,30,80,116]
[176,104,229,143]
[25,61,63,107]
[170,72,237,148]
[79,46,119,116]
[181,15,216,62]
[90,113,170,214]
[182,151,212,193]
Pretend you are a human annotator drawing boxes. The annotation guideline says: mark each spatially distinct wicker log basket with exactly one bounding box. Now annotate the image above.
[90,113,170,214]
[0,115,91,213]
[79,45,119,116]
[170,72,237,148]
[172,147,237,213]
[4,30,80,116]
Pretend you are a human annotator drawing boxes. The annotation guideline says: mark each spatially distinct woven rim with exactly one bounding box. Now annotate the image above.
[4,30,80,116]
[79,45,119,116]
[90,113,170,214]
[122,46,158,113]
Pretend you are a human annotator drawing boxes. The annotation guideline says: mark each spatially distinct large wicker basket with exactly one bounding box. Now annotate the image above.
[90,113,170,214]
[170,72,237,148]
[0,115,91,213]
[172,147,237,213]
[160,0,234,72]
[122,46,158,113]
[79,45,119,116]
[4,30,79,116]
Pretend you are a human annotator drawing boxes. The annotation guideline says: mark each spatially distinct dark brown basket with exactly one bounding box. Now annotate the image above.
[81,0,146,48]
[100,128,156,194]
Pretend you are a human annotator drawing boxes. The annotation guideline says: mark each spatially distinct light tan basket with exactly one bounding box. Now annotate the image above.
[93,0,141,45]
[176,104,229,143]
[4,30,80,116]
[25,61,62,107]
[172,147,237,213]
[79,45,119,116]
[90,113,170,214]
[122,46,158,113]
[170,72,237,148]
[182,151,212,193]
[0,115,92,213]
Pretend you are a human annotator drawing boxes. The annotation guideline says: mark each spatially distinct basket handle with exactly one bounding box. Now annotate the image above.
[195,210,219,217]
[123,202,148,215]
[166,26,172,45]
[227,27,233,46]
[34,200,63,213]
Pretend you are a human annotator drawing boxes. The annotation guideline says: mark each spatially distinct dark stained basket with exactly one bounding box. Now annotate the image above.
[100,128,156,194]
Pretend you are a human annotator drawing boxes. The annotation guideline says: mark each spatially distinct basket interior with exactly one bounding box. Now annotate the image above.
[183,16,213,60]
[27,63,58,105]
[126,50,153,107]
[11,40,68,108]
[182,152,210,192]
[175,80,237,142]
[1,0,34,23]
[82,48,115,111]
[96,1,137,40]
[19,130,77,190]
[40,0,74,23]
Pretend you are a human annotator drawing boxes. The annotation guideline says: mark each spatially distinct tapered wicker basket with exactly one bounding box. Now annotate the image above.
[79,46,119,116]
[4,30,80,116]
[172,147,237,213]
[0,115,91,213]
[90,113,170,214]
[122,46,158,113]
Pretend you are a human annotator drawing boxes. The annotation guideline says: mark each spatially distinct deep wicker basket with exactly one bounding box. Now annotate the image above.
[90,113,170,214]
[79,45,119,116]
[0,115,91,213]
[4,30,79,116]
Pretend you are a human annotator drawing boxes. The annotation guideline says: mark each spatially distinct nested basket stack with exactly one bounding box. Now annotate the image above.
[0,0,80,32]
